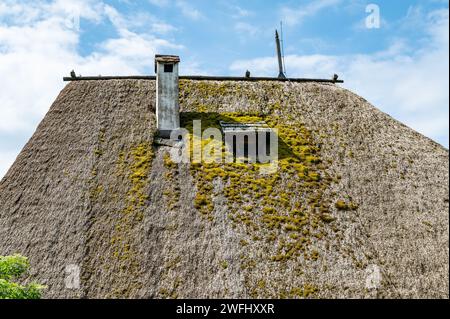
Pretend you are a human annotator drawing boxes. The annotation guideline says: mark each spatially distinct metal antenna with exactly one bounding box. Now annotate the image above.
[280,21,287,76]
[275,29,286,79]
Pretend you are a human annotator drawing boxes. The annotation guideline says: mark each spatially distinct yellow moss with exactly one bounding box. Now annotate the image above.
[181,110,336,269]
[194,194,208,208]
[90,184,104,200]
[335,200,359,211]
[284,224,299,232]
[163,152,177,169]
[262,207,276,214]
[257,280,266,289]
[111,142,153,269]
[220,260,229,269]
[320,213,336,223]
[239,239,249,246]
[289,284,318,298]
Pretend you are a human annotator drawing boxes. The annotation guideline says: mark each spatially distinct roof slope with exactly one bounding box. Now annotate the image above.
[0,79,448,298]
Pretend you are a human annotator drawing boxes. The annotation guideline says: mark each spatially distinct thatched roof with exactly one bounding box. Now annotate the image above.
[0,79,448,298]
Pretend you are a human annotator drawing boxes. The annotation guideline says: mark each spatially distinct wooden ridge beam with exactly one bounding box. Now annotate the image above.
[63,75,344,83]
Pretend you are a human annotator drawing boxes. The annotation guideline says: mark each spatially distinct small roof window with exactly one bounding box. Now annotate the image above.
[219,121,271,134]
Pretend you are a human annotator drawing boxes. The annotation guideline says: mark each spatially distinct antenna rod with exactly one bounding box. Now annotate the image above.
[275,30,286,79]
[280,21,287,75]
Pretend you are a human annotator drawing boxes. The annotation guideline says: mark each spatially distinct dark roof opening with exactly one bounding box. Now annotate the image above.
[164,64,174,73]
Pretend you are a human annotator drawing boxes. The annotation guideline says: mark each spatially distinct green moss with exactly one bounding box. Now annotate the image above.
[288,284,318,298]
[220,260,229,269]
[257,279,266,289]
[262,207,276,214]
[163,152,177,169]
[305,155,321,164]
[94,149,103,156]
[110,143,153,269]
[89,184,104,200]
[271,254,286,262]
[319,213,336,223]
[194,194,208,208]
[180,109,337,272]
[284,224,299,232]
[239,239,249,246]
[162,152,181,210]
[335,200,359,211]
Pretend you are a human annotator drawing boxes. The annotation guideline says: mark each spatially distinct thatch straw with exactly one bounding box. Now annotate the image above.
[0,79,448,298]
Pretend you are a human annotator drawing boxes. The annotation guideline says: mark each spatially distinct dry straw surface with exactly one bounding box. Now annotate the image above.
[0,79,448,298]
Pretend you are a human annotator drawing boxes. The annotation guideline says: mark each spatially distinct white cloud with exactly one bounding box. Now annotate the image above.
[175,0,203,20]
[103,5,178,37]
[281,0,342,26]
[229,5,253,19]
[148,0,170,7]
[151,22,177,34]
[0,0,182,178]
[230,9,449,147]
[0,150,20,179]
[234,22,259,38]
[148,0,204,21]
[99,30,182,63]
[0,1,179,131]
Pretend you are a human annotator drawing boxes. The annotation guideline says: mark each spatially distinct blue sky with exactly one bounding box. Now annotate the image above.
[0,0,449,178]
[75,0,448,74]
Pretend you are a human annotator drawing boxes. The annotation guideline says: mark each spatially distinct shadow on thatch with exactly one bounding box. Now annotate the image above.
[180,112,296,161]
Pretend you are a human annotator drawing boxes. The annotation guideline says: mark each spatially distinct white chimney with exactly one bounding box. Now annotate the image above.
[155,55,180,138]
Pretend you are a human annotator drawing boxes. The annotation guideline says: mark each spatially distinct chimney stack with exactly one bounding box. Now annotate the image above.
[155,55,181,138]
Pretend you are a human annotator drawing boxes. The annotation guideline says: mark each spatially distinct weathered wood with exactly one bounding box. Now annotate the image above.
[63,75,344,83]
